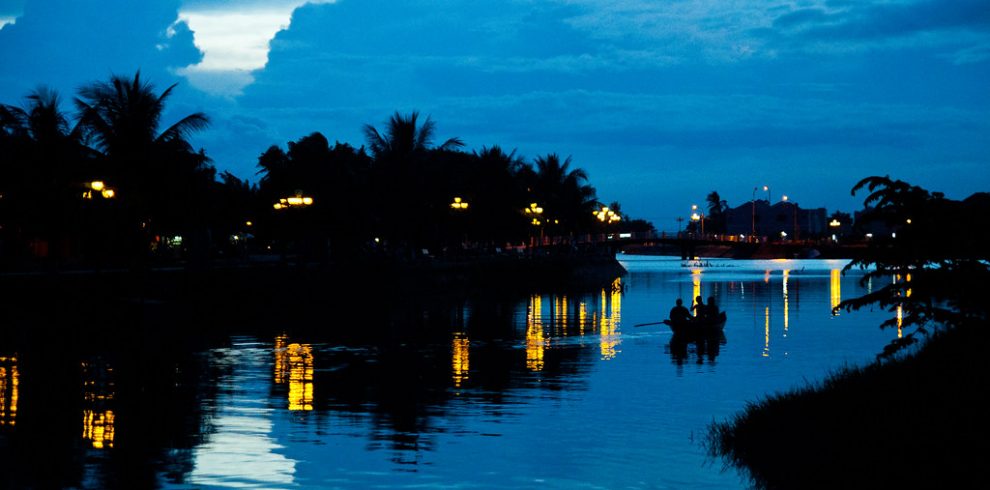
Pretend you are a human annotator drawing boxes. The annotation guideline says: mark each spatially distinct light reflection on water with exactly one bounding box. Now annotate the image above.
[0,259,900,488]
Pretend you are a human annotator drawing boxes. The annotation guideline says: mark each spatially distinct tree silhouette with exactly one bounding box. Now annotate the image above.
[0,87,92,259]
[363,111,463,159]
[363,112,464,254]
[526,153,597,234]
[706,191,728,234]
[75,71,212,259]
[838,176,990,357]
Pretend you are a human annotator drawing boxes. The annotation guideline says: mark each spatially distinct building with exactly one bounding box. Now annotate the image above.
[724,200,827,239]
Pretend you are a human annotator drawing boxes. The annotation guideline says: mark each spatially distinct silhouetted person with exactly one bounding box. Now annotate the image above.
[669,298,692,323]
[706,296,720,319]
[692,296,707,320]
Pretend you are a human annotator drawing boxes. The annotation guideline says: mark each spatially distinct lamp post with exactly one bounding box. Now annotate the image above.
[450,196,469,210]
[829,218,841,243]
[273,193,314,210]
[524,202,544,248]
[594,205,621,240]
[690,204,704,236]
[450,197,470,251]
[83,180,116,200]
[751,187,757,239]
[782,195,798,240]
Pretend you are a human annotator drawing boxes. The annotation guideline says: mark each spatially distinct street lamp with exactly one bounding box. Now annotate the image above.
[450,196,469,210]
[524,202,544,222]
[525,202,545,246]
[690,204,704,235]
[83,180,116,200]
[594,205,620,224]
[274,193,314,210]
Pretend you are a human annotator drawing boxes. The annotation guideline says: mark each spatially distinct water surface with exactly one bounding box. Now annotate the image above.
[0,258,898,488]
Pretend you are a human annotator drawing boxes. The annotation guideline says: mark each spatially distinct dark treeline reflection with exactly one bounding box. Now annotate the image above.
[0,277,625,487]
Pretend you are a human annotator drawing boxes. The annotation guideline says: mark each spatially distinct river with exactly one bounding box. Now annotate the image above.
[0,257,898,488]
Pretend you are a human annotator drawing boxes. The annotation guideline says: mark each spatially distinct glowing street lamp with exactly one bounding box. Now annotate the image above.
[829,219,841,228]
[594,205,621,224]
[690,204,704,235]
[274,193,314,210]
[450,196,469,210]
[83,181,116,200]
[525,202,546,247]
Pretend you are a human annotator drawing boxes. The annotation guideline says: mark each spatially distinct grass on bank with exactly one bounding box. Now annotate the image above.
[709,323,987,489]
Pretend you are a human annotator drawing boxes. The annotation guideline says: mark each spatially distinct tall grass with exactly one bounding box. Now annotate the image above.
[708,324,987,488]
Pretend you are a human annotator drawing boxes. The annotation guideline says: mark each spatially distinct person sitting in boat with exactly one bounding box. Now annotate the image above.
[692,296,708,320]
[706,296,720,319]
[669,298,692,324]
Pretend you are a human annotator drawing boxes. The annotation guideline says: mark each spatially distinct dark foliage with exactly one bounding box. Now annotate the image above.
[837,176,990,357]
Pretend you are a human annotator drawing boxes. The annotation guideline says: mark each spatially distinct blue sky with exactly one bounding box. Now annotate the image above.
[1,0,987,228]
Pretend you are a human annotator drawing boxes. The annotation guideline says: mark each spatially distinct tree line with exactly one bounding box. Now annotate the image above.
[0,72,651,266]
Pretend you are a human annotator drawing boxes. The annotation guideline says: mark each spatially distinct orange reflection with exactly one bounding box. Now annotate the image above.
[82,409,115,449]
[452,332,470,388]
[0,356,17,427]
[526,295,546,371]
[830,269,842,312]
[691,269,702,316]
[599,278,623,360]
[897,305,903,338]
[81,360,115,449]
[578,302,587,337]
[274,336,314,411]
[561,296,568,336]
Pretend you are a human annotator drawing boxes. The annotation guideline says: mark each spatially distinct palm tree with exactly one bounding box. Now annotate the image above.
[75,71,211,257]
[0,87,91,258]
[528,153,597,232]
[706,191,729,233]
[362,111,462,160]
[362,112,464,252]
[75,71,209,162]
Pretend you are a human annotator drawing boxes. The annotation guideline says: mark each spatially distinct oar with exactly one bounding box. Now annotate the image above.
[634,321,667,327]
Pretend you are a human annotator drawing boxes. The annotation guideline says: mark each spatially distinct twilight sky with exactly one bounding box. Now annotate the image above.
[1,0,987,228]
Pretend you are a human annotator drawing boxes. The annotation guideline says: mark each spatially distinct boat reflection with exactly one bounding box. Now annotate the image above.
[667,332,727,367]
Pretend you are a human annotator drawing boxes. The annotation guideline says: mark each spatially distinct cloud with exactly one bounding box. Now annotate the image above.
[175,1,336,96]
[2,0,987,220]
[759,0,990,59]
[0,0,201,98]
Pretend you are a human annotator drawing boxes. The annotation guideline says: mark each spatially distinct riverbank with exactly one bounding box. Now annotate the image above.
[709,323,986,488]
[0,253,626,303]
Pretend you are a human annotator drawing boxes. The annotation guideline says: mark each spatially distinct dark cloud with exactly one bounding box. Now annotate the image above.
[774,0,990,40]
[0,0,201,97]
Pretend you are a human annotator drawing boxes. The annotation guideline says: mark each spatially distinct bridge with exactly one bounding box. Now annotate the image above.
[530,231,856,260]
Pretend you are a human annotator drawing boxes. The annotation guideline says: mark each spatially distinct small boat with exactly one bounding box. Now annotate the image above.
[663,312,727,338]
